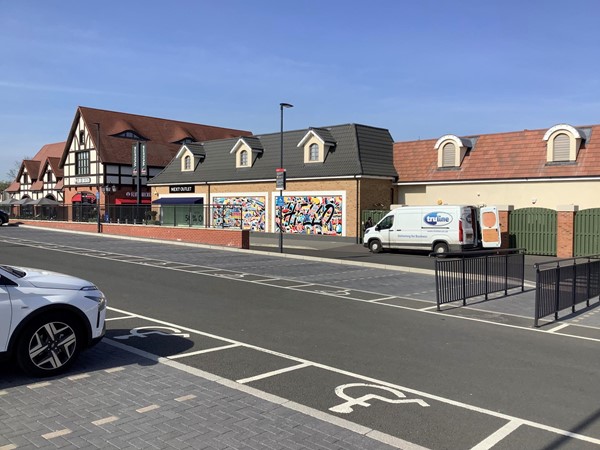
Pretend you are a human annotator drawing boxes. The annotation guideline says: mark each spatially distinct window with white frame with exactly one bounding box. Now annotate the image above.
[309,143,319,161]
[240,150,249,167]
[184,155,191,170]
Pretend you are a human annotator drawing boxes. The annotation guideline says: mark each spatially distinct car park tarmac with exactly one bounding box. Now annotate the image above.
[0,226,599,449]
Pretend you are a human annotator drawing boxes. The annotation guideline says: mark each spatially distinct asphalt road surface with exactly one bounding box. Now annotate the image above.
[0,227,598,449]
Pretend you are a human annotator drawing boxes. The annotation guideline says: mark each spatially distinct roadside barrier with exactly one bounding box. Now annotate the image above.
[432,248,525,311]
[534,256,600,327]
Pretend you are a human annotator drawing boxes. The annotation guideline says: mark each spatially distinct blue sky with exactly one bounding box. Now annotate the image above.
[1,0,600,180]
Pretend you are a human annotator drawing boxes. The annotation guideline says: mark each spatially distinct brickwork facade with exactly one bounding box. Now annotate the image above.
[17,220,250,249]
[152,178,388,239]
[557,207,577,258]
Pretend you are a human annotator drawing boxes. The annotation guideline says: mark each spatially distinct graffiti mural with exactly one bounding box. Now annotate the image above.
[212,196,266,231]
[276,195,343,235]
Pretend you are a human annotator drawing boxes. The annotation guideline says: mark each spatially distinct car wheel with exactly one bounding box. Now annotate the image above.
[16,313,82,377]
[369,239,383,253]
[433,242,449,254]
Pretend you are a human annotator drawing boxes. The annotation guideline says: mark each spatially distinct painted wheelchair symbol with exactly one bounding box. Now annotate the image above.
[113,326,190,340]
[329,383,429,414]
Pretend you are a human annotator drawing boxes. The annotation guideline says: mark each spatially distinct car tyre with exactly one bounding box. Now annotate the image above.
[16,313,83,377]
[433,242,449,254]
[369,239,383,253]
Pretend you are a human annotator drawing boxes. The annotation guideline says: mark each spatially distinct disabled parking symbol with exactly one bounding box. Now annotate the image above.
[113,326,190,340]
[329,383,429,414]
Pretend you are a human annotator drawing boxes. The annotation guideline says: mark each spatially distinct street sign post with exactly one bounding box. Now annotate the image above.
[276,168,286,190]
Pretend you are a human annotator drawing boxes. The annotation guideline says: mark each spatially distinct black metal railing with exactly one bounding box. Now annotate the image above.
[6,203,260,229]
[534,256,600,327]
[432,248,526,310]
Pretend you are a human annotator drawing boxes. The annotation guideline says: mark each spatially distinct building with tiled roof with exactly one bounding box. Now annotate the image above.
[393,123,599,209]
[7,142,65,202]
[149,124,397,238]
[59,106,252,209]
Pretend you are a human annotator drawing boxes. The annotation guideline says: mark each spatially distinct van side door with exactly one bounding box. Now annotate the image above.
[480,206,501,248]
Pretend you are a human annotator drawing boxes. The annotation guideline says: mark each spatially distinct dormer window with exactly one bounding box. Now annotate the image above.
[177,137,195,145]
[230,137,263,168]
[297,129,336,164]
[176,143,205,172]
[543,124,585,163]
[115,130,145,140]
[180,150,194,172]
[434,135,473,168]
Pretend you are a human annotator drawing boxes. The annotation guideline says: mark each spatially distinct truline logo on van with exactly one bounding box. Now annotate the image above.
[424,212,453,226]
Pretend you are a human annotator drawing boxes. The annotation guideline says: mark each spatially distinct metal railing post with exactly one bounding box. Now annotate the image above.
[435,259,441,311]
[534,264,540,327]
[554,264,560,321]
[462,256,467,306]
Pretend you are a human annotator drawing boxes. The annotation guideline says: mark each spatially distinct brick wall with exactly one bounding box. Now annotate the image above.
[152,179,362,237]
[557,208,576,258]
[17,220,250,249]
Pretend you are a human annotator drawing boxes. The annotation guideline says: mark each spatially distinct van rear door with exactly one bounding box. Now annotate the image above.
[479,206,501,248]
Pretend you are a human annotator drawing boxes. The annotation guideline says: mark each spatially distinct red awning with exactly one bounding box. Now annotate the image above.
[115,198,151,205]
[72,193,96,203]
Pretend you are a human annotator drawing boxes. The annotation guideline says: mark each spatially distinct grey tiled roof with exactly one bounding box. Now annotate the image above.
[149,124,397,185]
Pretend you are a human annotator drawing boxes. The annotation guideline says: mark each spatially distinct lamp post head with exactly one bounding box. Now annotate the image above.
[280,102,294,109]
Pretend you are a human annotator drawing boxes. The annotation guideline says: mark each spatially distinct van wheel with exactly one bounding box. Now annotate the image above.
[433,242,449,254]
[369,239,383,253]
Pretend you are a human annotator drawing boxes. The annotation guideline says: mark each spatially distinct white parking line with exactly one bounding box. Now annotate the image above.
[106,306,600,447]
[471,420,523,449]
[106,315,137,321]
[236,362,311,384]
[547,323,570,333]
[167,344,241,359]
[367,296,397,303]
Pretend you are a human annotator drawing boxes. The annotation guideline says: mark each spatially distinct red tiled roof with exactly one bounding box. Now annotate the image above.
[46,157,63,178]
[31,181,44,191]
[394,125,600,182]
[6,181,20,192]
[22,160,40,180]
[61,107,253,167]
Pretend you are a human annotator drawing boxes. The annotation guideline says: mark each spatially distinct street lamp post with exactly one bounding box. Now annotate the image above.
[278,102,293,253]
[95,123,101,233]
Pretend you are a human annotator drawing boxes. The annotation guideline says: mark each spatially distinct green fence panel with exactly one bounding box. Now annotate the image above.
[361,209,389,229]
[509,208,557,256]
[575,208,600,256]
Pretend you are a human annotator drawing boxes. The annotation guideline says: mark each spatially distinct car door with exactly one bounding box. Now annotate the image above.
[0,280,12,352]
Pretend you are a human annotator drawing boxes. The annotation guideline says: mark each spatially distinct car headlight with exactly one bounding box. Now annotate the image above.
[84,293,107,311]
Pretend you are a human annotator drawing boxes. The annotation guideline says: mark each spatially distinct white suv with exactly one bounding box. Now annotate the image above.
[0,264,106,377]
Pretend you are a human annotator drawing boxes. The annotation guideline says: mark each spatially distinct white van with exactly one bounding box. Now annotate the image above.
[363,205,501,254]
